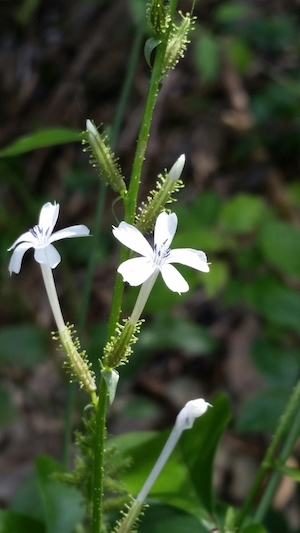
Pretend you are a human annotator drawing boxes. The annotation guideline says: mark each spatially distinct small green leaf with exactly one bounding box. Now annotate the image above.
[236,388,290,433]
[214,2,254,23]
[137,315,217,355]
[258,220,300,278]
[138,503,208,533]
[251,339,299,388]
[0,325,47,367]
[242,525,268,533]
[273,462,300,482]
[226,38,252,73]
[36,455,84,533]
[101,369,119,404]
[11,473,44,522]
[144,38,161,68]
[219,194,264,233]
[0,128,81,157]
[201,260,229,297]
[195,32,219,84]
[0,383,17,425]
[0,510,45,533]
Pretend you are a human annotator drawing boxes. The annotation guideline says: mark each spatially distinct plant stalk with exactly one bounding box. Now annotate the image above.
[236,379,300,529]
[92,377,108,533]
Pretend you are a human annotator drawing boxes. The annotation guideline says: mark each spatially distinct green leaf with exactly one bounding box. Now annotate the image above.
[0,128,81,157]
[214,2,254,23]
[101,369,119,404]
[258,220,300,278]
[180,393,231,513]
[251,339,299,388]
[242,525,268,533]
[138,503,209,533]
[201,260,229,297]
[0,325,47,367]
[0,510,45,533]
[174,226,231,253]
[258,282,300,334]
[0,383,17,425]
[239,275,300,334]
[192,191,222,227]
[36,455,84,533]
[144,38,161,68]
[226,38,252,73]
[236,388,290,433]
[195,32,219,84]
[219,194,264,233]
[11,473,45,522]
[137,315,217,355]
[272,462,300,482]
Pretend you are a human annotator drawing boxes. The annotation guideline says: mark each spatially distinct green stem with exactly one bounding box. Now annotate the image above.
[237,379,300,529]
[92,378,108,533]
[108,1,179,338]
[253,381,300,523]
[125,26,172,223]
[62,14,145,471]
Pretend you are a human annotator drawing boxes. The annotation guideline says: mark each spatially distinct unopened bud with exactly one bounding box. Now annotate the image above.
[85,119,127,197]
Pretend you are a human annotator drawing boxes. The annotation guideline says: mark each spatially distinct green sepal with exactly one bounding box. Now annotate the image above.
[53,324,96,396]
[103,319,143,369]
[135,171,184,233]
[101,369,119,405]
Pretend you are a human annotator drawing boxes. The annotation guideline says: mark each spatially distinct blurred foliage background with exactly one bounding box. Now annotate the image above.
[1,0,300,530]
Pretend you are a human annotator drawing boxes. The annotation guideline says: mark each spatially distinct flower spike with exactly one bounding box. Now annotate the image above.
[135,155,185,234]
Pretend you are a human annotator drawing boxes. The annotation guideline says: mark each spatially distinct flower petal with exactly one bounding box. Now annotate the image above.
[166,248,210,273]
[38,202,60,234]
[154,212,177,250]
[113,222,153,258]
[50,224,90,243]
[160,263,189,293]
[118,257,157,286]
[7,231,37,251]
[34,244,61,269]
[8,242,33,274]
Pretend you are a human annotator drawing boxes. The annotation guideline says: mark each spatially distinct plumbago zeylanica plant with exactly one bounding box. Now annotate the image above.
[6,2,300,533]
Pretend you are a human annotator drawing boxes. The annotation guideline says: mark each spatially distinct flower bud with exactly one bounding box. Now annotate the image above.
[103,319,142,369]
[135,155,185,233]
[85,120,127,197]
[147,0,171,37]
[163,12,195,74]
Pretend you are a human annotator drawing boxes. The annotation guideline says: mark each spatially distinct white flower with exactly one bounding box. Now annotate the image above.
[175,398,211,431]
[8,202,90,274]
[113,211,209,294]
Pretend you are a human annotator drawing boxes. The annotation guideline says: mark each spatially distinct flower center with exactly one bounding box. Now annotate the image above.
[30,225,50,247]
[153,241,170,265]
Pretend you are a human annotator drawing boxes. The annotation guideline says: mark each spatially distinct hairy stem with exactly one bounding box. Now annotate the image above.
[92,378,108,533]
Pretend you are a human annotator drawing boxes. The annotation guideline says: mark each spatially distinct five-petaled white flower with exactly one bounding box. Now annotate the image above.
[113,211,209,294]
[8,202,90,275]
